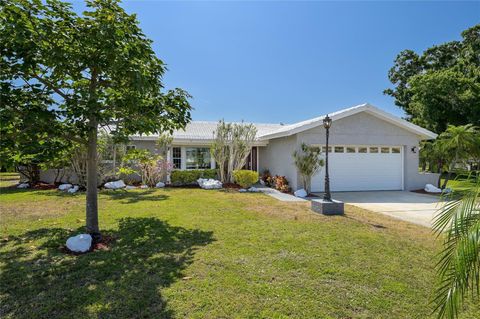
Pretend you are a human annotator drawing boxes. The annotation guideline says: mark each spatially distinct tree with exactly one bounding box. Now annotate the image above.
[385,25,480,133]
[432,178,480,319]
[435,125,479,189]
[210,120,257,183]
[0,0,191,240]
[293,143,324,194]
[0,83,70,184]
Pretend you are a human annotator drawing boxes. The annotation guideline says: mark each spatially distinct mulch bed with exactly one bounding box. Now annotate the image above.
[223,183,241,189]
[61,235,116,255]
[411,189,440,196]
[32,182,58,190]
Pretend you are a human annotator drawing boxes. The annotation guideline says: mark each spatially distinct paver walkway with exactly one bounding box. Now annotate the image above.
[256,186,307,202]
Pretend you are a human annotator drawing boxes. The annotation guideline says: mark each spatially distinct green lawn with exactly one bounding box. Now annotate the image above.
[0,176,478,318]
[443,176,478,191]
[0,172,19,188]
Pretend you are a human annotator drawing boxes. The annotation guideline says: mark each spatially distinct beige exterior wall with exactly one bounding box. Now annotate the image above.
[258,135,298,189]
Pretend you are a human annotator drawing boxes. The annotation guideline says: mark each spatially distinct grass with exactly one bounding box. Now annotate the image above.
[1,173,479,318]
[443,176,478,191]
[0,172,19,188]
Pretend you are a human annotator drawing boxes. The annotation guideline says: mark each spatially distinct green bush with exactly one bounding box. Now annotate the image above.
[233,170,259,188]
[171,169,218,185]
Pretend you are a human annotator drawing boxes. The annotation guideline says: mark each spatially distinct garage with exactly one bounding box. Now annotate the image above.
[311,145,404,192]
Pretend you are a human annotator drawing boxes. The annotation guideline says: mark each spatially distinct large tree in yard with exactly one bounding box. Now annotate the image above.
[384,24,480,133]
[0,0,192,240]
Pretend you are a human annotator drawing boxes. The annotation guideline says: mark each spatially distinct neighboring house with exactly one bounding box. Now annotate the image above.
[128,103,439,192]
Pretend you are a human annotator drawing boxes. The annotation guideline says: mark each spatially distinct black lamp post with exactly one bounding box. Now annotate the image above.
[323,114,332,201]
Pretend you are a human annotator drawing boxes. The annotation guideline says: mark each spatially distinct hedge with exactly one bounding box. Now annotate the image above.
[170,169,218,185]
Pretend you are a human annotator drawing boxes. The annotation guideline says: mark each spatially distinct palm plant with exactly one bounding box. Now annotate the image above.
[432,177,480,318]
[435,124,479,189]
[293,143,324,194]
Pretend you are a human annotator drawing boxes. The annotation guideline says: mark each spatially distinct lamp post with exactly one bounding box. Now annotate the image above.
[323,114,332,201]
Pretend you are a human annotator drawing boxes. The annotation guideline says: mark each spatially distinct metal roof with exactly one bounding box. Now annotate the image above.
[130,103,437,142]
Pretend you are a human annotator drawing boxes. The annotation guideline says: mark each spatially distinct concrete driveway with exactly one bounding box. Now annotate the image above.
[330,191,445,228]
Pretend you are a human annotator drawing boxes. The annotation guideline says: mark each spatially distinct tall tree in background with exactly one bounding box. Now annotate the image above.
[385,25,480,133]
[0,0,191,240]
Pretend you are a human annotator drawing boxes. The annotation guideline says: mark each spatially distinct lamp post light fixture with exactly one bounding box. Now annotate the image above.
[311,113,344,215]
[323,114,332,201]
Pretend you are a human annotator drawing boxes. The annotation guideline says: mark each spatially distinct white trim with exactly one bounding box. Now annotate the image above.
[257,103,437,140]
[401,146,405,190]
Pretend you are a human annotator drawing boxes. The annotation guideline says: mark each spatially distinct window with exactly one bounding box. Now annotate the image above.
[369,147,379,153]
[126,145,136,151]
[381,147,390,153]
[392,147,401,154]
[358,147,367,153]
[172,147,182,169]
[321,146,332,153]
[334,146,344,153]
[346,146,356,153]
[186,147,211,169]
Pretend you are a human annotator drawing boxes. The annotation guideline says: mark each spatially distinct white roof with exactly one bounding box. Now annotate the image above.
[130,103,437,142]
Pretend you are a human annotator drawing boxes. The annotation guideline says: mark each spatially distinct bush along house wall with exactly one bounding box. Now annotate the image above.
[170,169,218,186]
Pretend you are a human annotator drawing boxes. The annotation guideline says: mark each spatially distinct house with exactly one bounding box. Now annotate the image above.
[128,103,439,192]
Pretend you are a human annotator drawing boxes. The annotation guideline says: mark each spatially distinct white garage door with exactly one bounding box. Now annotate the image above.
[311,145,403,192]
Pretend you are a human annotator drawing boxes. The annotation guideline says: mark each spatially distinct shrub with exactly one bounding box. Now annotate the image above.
[233,170,259,188]
[121,149,173,187]
[273,175,290,193]
[171,169,218,185]
[261,169,273,187]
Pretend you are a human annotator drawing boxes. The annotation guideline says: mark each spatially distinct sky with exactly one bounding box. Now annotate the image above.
[76,0,479,124]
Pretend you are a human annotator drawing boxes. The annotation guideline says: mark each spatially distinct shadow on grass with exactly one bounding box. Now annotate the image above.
[101,189,170,204]
[0,217,214,319]
[0,188,170,204]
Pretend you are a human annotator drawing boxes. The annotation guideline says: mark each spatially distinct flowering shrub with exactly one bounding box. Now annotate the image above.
[261,170,273,187]
[121,149,173,187]
[273,175,290,193]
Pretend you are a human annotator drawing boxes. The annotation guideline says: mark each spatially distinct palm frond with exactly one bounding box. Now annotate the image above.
[432,177,480,319]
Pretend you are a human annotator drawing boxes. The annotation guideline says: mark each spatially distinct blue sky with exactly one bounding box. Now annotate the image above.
[79,1,479,123]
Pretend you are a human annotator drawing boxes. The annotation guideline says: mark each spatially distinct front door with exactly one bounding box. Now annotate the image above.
[243,147,258,171]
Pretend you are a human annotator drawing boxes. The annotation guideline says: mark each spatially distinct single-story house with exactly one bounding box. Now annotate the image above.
[128,103,439,192]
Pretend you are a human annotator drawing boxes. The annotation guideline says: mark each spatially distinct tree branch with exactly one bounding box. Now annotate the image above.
[32,74,69,100]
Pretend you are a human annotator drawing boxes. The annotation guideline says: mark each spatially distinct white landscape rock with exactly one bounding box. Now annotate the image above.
[17,183,29,189]
[156,182,165,188]
[294,188,308,198]
[140,184,149,189]
[197,178,222,190]
[125,185,137,190]
[248,187,260,193]
[67,185,79,193]
[58,183,73,191]
[66,234,92,253]
[104,180,126,189]
[424,184,442,193]
[239,188,247,193]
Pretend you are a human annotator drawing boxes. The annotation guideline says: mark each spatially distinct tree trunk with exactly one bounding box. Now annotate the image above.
[441,156,457,190]
[86,120,101,242]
